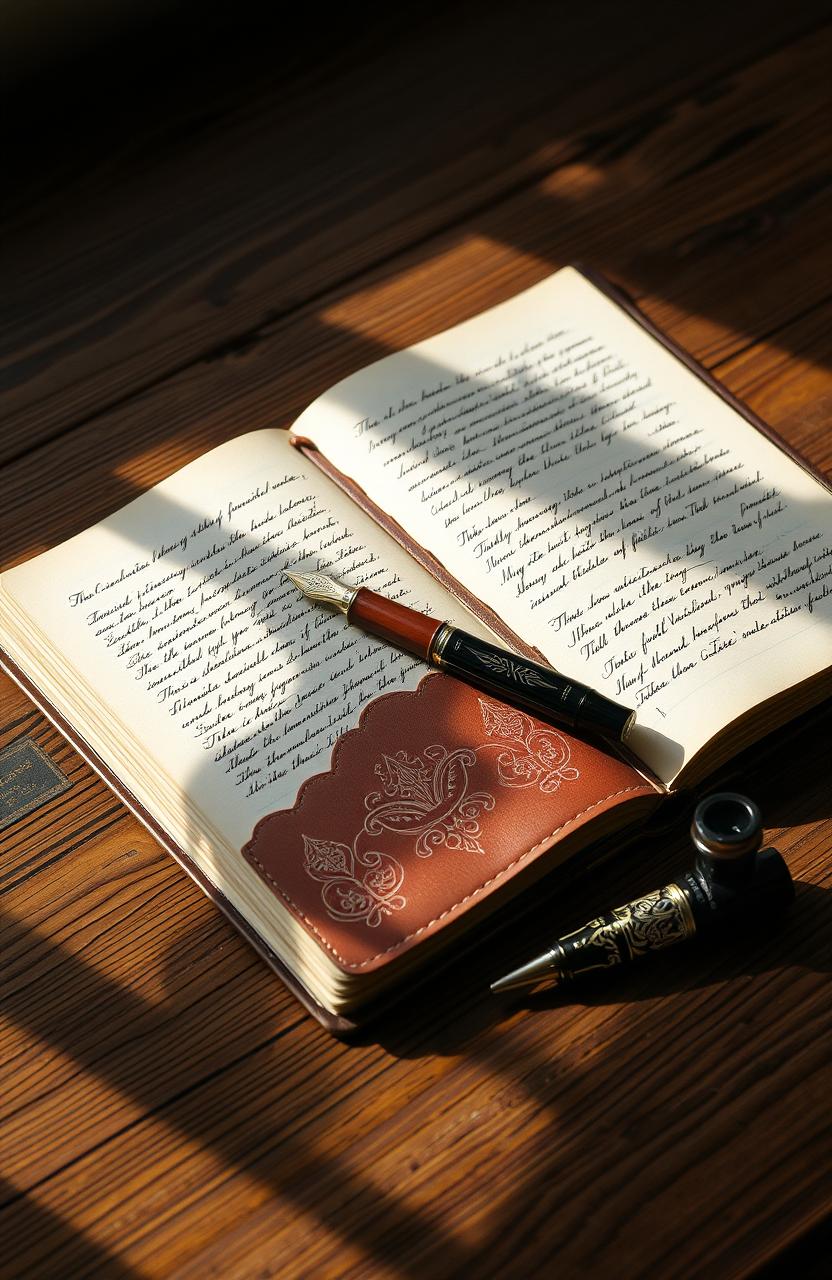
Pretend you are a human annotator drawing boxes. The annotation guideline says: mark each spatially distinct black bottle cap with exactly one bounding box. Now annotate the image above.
[691,792,763,859]
[692,792,764,889]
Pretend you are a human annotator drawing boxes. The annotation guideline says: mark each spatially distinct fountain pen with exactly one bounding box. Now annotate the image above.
[490,792,794,996]
[284,569,635,742]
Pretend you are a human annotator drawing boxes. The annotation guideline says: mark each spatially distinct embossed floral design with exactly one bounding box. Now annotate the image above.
[302,835,405,927]
[302,699,580,928]
[366,746,495,855]
[303,837,352,877]
[478,698,580,793]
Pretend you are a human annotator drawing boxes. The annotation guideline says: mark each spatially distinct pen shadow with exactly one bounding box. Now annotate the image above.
[366,691,832,1057]
[4,303,832,1273]
[6,474,830,1276]
[3,12,831,1275]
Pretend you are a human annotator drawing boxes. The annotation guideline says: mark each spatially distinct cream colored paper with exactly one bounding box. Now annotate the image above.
[1,431,493,855]
[294,268,832,783]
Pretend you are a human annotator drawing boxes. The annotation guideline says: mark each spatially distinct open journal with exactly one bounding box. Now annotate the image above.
[2,267,831,1031]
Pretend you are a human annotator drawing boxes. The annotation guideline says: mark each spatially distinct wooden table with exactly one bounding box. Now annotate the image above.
[2,6,830,1276]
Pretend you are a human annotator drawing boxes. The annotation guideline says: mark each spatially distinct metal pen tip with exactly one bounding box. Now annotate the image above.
[490,949,562,996]
[283,567,359,616]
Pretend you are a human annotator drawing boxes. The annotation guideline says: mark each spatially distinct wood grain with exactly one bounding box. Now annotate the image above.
[1,8,831,1278]
[1,6,829,455]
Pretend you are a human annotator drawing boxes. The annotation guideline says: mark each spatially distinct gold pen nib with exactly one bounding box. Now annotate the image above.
[283,568,359,616]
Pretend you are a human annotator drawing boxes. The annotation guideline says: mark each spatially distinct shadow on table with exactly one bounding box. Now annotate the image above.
[2,698,830,1277]
[367,873,832,1056]
[2,8,831,1268]
[2,532,830,1277]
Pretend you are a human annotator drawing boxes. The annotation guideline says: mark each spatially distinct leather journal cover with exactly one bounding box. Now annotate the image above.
[0,648,657,1036]
[242,672,657,977]
[5,266,824,1034]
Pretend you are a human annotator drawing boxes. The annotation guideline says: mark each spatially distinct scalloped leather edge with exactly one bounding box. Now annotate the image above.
[242,670,658,972]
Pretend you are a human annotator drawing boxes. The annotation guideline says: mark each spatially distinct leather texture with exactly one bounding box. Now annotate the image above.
[243,671,656,974]
[8,265,815,1030]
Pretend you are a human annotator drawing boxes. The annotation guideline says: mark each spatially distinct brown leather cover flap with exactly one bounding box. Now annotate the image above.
[242,672,656,974]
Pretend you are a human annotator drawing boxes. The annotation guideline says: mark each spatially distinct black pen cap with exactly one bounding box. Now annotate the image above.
[577,691,636,743]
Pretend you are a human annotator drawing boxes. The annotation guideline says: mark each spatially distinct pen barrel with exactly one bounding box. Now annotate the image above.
[433,627,634,741]
[554,848,794,984]
[554,882,697,982]
[349,587,443,659]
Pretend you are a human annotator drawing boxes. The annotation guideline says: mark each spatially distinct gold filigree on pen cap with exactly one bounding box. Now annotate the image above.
[284,569,359,616]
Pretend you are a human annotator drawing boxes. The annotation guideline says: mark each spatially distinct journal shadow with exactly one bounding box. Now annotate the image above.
[3,10,831,1275]
[15,839,822,1280]
[4,317,832,1280]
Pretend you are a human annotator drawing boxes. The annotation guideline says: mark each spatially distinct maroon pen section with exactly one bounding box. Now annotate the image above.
[350,587,442,659]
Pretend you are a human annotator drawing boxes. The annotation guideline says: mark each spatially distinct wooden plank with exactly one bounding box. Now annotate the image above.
[1,253,829,577]
[1,10,829,454]
[0,677,303,1197]
[0,703,119,892]
[1,30,829,573]
[1,698,829,1278]
[2,15,831,1279]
